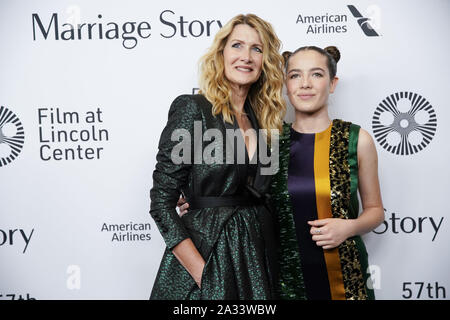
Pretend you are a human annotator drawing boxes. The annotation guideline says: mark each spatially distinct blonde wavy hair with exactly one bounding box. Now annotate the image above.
[198,14,285,143]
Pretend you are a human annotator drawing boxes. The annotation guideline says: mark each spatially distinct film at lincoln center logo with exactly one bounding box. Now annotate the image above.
[0,106,25,167]
[372,92,437,155]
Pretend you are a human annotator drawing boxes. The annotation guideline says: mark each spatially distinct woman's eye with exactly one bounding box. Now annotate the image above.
[231,42,241,48]
[313,72,323,77]
[289,74,300,79]
[253,47,262,53]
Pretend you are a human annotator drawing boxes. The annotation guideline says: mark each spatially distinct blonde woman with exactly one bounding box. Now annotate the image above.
[149,14,285,300]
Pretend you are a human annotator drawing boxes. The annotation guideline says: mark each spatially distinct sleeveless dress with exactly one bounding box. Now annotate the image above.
[270,119,375,300]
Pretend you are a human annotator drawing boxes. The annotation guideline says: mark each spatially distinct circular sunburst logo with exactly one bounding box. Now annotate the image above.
[372,92,436,155]
[0,106,25,167]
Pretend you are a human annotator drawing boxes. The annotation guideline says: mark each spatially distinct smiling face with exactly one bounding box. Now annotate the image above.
[286,50,338,115]
[223,24,263,91]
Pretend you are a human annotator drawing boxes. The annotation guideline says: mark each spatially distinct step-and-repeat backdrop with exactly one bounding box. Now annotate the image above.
[1,0,448,300]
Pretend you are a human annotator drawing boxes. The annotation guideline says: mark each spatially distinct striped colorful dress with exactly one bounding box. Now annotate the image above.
[271,119,375,300]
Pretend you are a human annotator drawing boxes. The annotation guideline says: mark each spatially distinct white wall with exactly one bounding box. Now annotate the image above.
[1,0,448,300]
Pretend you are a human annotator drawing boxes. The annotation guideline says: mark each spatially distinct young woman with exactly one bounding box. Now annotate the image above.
[273,46,384,300]
[149,14,285,300]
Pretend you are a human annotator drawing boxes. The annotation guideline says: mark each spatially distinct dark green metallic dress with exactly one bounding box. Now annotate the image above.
[149,94,277,300]
[270,120,375,300]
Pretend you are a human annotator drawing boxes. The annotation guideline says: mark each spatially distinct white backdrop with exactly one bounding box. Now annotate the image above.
[1,0,449,300]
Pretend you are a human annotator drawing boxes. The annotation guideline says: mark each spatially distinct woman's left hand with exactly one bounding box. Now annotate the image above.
[308,218,355,250]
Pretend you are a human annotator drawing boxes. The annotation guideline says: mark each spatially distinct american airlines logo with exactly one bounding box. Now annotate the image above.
[347,5,381,37]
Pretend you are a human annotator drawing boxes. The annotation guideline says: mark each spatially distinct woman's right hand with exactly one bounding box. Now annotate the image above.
[172,238,205,289]
[177,196,189,217]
